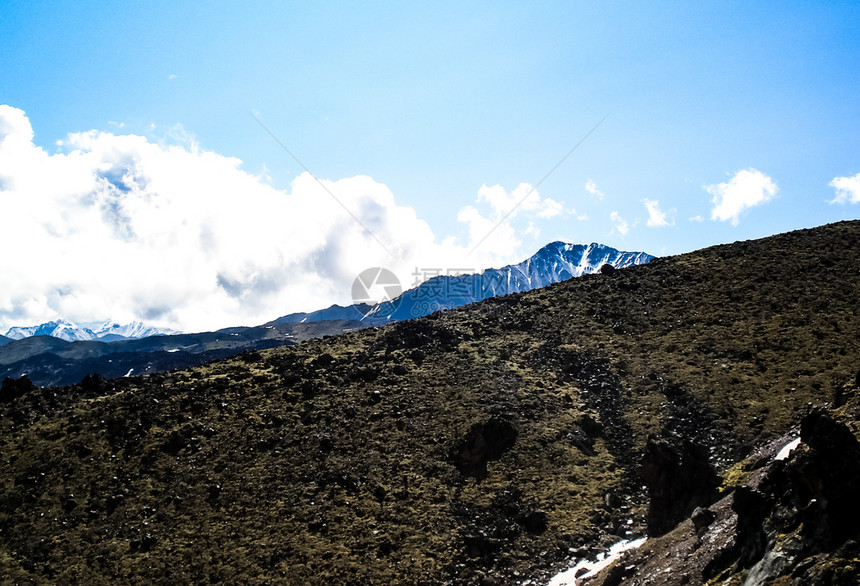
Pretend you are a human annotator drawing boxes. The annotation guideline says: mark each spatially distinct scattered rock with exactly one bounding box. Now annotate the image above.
[311,353,335,368]
[318,436,334,452]
[373,484,387,502]
[579,414,603,437]
[566,424,596,456]
[454,417,518,476]
[161,430,187,455]
[604,492,622,509]
[240,349,262,363]
[520,510,548,534]
[78,373,108,393]
[690,506,716,536]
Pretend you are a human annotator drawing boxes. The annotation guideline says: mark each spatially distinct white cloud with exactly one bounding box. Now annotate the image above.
[643,199,673,227]
[0,105,544,333]
[456,204,520,260]
[455,182,570,259]
[584,179,604,198]
[829,173,860,204]
[475,182,566,220]
[535,198,564,219]
[689,215,704,222]
[609,211,629,235]
[706,168,778,225]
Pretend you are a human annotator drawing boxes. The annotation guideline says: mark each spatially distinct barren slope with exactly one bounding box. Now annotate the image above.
[1,220,858,584]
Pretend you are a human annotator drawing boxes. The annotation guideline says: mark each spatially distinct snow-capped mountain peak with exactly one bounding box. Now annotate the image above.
[88,321,178,340]
[4,319,96,342]
[4,320,180,342]
[362,241,653,321]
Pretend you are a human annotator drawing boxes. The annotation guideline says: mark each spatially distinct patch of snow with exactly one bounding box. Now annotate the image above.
[167,348,180,353]
[123,368,134,377]
[546,538,647,586]
[775,437,801,461]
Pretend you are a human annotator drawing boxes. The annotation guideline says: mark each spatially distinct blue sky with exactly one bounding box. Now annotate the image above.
[1,1,858,331]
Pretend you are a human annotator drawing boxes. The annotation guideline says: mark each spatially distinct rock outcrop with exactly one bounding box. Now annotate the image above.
[583,394,860,586]
[642,436,720,537]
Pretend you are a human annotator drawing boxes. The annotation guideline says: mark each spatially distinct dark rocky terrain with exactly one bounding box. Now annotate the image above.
[1,220,858,584]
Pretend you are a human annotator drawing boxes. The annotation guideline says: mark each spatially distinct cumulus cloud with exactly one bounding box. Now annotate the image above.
[643,199,673,227]
[456,182,569,257]
[584,179,604,198]
[829,173,860,204]
[609,211,629,235]
[474,182,565,219]
[706,168,778,225]
[0,105,553,332]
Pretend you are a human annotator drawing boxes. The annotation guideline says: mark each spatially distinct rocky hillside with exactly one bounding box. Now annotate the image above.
[0,320,363,387]
[0,220,858,584]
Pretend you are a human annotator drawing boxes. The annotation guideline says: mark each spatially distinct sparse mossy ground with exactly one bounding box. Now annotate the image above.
[1,220,858,584]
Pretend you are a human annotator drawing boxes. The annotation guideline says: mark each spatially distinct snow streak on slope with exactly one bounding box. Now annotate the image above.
[546,538,647,586]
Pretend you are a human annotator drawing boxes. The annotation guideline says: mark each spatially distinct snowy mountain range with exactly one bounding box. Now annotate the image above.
[272,241,653,324]
[3,320,180,343]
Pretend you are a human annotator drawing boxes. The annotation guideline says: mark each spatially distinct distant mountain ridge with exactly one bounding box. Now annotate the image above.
[4,319,180,343]
[271,241,653,324]
[270,303,375,325]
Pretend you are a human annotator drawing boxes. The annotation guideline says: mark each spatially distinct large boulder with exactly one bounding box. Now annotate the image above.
[454,417,518,477]
[642,436,720,536]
